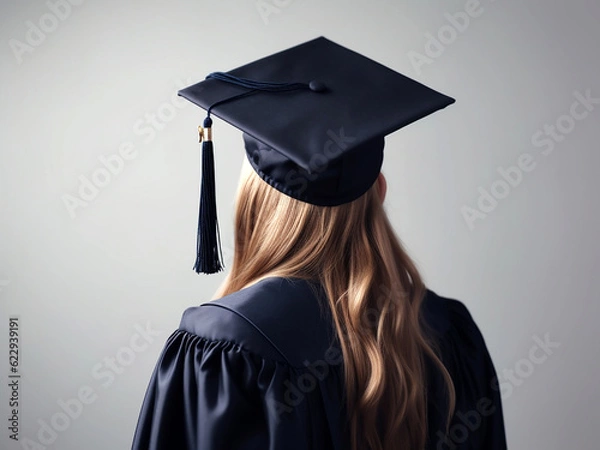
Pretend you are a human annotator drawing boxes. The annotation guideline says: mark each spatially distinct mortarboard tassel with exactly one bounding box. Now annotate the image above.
[193,116,224,274]
[191,72,325,274]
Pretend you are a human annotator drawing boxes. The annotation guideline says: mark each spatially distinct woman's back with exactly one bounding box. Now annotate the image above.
[131,277,506,449]
[133,37,507,449]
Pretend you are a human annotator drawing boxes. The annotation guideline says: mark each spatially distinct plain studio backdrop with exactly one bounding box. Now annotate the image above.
[0,0,598,448]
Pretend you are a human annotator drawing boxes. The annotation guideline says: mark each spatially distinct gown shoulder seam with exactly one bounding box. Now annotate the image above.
[191,302,293,366]
[172,327,297,368]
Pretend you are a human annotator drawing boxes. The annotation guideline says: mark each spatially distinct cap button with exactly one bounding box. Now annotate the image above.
[309,80,327,93]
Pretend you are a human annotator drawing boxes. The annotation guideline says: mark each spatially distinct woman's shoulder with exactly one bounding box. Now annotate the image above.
[422,288,507,447]
[177,281,491,366]
[421,288,484,339]
[421,288,500,388]
[179,277,338,368]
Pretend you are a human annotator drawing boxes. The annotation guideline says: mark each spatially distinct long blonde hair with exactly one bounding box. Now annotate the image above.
[216,159,456,450]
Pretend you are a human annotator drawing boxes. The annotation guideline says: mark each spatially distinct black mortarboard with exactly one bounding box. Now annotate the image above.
[178,36,455,274]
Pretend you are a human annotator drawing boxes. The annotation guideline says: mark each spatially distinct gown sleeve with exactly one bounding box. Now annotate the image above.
[131,329,270,450]
[130,324,343,450]
[432,298,508,449]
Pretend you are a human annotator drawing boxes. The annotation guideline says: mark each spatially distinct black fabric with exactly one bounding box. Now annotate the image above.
[131,277,507,449]
[177,36,455,206]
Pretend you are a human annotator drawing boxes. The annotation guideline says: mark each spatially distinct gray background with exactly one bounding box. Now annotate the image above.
[1,0,599,448]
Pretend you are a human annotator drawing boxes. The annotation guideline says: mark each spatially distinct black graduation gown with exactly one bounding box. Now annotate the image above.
[131,277,507,449]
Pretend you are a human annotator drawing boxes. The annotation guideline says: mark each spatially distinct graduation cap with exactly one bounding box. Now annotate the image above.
[178,36,455,275]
